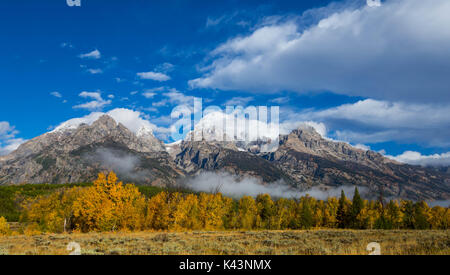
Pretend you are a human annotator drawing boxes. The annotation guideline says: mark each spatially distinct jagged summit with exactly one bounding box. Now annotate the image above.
[92,114,117,128]
[280,126,394,168]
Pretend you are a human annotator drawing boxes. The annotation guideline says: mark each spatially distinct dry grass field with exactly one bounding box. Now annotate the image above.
[0,230,449,255]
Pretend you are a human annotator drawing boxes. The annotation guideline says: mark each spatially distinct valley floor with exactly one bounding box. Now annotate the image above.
[0,230,449,255]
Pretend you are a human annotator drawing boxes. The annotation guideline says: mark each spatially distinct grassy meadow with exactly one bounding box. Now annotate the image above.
[0,229,449,255]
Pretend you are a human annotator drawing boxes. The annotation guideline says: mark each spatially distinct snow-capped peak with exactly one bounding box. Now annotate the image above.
[52,112,104,133]
[186,111,280,143]
[51,108,156,135]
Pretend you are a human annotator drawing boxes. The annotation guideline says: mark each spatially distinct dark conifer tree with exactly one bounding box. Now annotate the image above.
[401,200,415,229]
[337,190,348,228]
[350,187,363,228]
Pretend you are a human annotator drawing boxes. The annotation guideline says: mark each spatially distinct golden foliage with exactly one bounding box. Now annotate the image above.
[23,187,82,233]
[20,172,450,233]
[237,196,258,230]
[0,217,10,236]
[72,172,146,232]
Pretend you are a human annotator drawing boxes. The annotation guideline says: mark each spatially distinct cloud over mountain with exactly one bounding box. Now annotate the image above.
[293,99,450,147]
[190,0,450,103]
[388,151,450,167]
[0,122,26,155]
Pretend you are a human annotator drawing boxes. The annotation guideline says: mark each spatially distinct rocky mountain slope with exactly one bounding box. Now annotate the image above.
[1,115,449,200]
[0,115,182,186]
[173,140,294,184]
[261,128,450,200]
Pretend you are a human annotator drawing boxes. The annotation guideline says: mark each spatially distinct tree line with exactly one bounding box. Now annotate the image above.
[1,172,448,234]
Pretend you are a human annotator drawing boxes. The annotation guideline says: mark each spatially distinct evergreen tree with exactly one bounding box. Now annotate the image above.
[401,200,415,229]
[374,213,390,229]
[350,187,363,228]
[255,194,275,229]
[413,201,431,229]
[374,201,391,229]
[337,190,349,228]
[386,201,402,229]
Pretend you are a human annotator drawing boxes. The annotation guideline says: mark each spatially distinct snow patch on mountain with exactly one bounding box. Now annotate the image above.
[53,108,157,135]
[186,111,280,143]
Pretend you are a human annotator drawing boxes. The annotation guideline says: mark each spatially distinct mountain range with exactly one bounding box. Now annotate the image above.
[0,114,449,201]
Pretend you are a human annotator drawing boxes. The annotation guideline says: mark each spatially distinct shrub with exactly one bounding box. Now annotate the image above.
[0,217,10,236]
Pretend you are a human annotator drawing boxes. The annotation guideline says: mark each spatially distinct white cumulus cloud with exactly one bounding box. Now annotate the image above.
[137,71,170,81]
[87,68,103,74]
[50,91,62,98]
[73,91,112,111]
[387,151,450,167]
[190,0,450,103]
[0,122,27,156]
[291,99,450,147]
[79,49,101,59]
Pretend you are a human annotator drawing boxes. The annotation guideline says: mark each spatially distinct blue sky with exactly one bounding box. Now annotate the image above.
[1,0,450,166]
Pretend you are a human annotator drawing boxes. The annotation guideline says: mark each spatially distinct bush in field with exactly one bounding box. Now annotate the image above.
[0,216,10,236]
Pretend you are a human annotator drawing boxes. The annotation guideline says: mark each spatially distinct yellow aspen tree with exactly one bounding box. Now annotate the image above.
[313,200,325,228]
[324,197,339,228]
[273,198,291,230]
[24,193,61,232]
[115,184,146,231]
[72,172,146,232]
[146,191,170,230]
[366,201,381,229]
[198,193,229,230]
[441,207,450,229]
[429,206,446,229]
[171,194,201,230]
[237,196,257,230]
